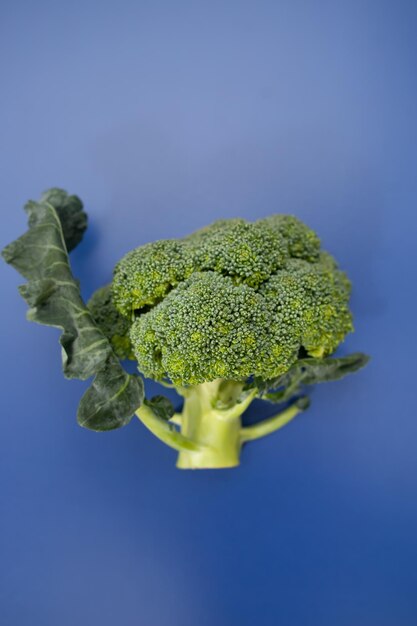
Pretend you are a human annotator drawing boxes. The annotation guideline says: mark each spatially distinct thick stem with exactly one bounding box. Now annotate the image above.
[138,380,308,470]
[176,380,252,470]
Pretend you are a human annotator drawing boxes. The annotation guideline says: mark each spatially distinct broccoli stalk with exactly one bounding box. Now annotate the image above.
[174,380,255,469]
[135,380,308,469]
[134,380,299,469]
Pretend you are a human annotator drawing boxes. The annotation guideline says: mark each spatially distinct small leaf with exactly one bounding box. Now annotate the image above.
[299,353,370,385]
[144,396,175,421]
[294,396,311,411]
[260,353,369,404]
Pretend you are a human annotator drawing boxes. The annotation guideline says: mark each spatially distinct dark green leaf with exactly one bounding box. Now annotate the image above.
[40,188,88,252]
[263,374,304,404]
[78,357,144,431]
[144,396,175,421]
[298,353,370,385]
[257,353,369,404]
[245,372,288,396]
[294,396,311,411]
[2,193,144,430]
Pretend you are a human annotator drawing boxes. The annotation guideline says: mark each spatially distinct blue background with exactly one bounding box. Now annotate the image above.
[1,1,416,624]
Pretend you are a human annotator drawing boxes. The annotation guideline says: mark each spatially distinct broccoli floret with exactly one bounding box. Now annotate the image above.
[259,256,353,358]
[112,215,322,316]
[129,257,352,385]
[112,240,194,316]
[87,284,134,360]
[113,215,353,384]
[259,214,321,261]
[186,219,288,287]
[130,271,289,385]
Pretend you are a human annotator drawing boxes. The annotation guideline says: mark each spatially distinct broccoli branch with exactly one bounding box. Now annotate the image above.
[240,397,310,443]
[136,404,204,453]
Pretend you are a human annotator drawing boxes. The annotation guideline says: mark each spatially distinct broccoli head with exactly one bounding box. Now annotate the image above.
[112,215,353,385]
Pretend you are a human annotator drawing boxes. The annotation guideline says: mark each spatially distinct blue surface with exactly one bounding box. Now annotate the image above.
[1,1,416,624]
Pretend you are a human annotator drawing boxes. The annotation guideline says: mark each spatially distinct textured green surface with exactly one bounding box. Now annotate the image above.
[87,284,134,360]
[113,215,355,386]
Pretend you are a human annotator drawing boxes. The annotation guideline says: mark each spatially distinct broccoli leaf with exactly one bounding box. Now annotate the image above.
[252,352,369,403]
[2,192,144,431]
[296,353,370,384]
[144,396,175,421]
[39,188,88,252]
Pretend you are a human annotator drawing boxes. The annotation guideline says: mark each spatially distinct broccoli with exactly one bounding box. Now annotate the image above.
[3,189,369,470]
[87,284,134,360]
[108,212,366,469]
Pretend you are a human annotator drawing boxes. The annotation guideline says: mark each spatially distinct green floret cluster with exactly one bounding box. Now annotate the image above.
[187,219,289,287]
[110,215,353,385]
[130,272,278,385]
[112,240,194,316]
[87,284,134,360]
[260,256,352,359]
